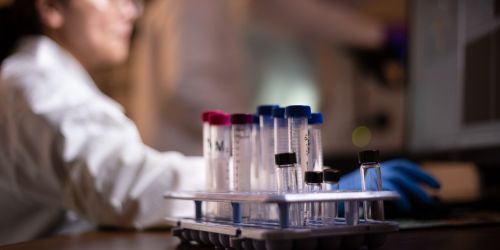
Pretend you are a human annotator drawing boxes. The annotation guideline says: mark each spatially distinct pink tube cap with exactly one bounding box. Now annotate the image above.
[202,110,225,122]
[209,112,231,126]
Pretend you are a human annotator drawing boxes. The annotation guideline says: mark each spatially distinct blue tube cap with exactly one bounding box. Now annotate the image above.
[257,105,279,116]
[308,112,323,125]
[272,107,286,118]
[285,105,311,118]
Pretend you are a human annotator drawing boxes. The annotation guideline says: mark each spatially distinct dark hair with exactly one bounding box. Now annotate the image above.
[0,0,43,64]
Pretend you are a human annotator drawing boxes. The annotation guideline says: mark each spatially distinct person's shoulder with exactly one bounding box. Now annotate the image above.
[0,36,125,118]
[1,36,55,88]
[1,36,96,100]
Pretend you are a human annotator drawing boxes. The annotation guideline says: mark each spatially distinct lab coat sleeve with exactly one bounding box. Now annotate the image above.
[6,70,206,230]
[55,99,206,229]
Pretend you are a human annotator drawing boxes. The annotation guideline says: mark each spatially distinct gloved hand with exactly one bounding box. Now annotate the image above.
[339,159,440,211]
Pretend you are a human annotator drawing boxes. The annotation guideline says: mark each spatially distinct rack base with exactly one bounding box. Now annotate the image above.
[166,217,398,250]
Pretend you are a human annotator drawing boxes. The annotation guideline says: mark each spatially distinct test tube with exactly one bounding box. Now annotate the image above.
[275,152,301,227]
[250,115,265,222]
[202,110,224,219]
[209,113,232,219]
[250,115,261,191]
[231,114,253,192]
[308,113,324,172]
[285,105,311,192]
[273,107,288,154]
[258,105,279,192]
[230,114,253,221]
[322,168,340,225]
[359,150,384,221]
[202,111,224,191]
[304,171,323,225]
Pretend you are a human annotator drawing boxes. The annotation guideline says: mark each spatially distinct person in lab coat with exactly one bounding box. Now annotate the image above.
[0,0,205,245]
[0,0,442,245]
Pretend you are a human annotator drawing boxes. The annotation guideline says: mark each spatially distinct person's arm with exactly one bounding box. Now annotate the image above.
[254,0,385,48]
[3,64,205,229]
[56,98,206,228]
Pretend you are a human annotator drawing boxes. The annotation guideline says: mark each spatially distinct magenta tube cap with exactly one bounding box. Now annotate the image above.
[209,113,231,126]
[202,110,225,122]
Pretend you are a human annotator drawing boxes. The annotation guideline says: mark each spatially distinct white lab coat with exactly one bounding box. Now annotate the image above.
[0,36,205,245]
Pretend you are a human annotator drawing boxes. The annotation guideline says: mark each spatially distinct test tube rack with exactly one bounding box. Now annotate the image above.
[164,191,399,249]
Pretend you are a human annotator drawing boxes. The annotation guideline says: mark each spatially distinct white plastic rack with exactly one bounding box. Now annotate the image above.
[164,191,399,250]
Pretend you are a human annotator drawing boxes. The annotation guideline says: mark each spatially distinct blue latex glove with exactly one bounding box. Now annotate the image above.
[339,159,441,211]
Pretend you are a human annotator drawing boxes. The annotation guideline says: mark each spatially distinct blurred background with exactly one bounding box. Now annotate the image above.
[93,0,407,156]
[90,0,500,222]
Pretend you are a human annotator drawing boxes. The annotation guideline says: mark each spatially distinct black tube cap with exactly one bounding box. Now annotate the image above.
[304,171,323,184]
[358,150,380,164]
[323,169,340,183]
[275,152,297,166]
[230,113,254,125]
